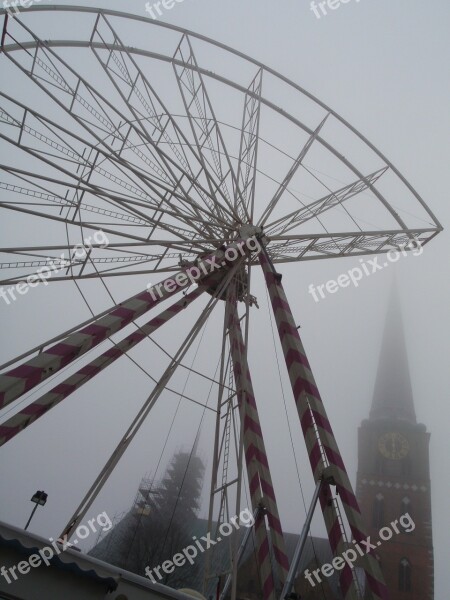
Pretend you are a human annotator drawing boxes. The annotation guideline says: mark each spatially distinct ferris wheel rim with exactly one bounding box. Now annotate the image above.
[0,5,443,286]
[0,37,441,277]
[0,3,442,233]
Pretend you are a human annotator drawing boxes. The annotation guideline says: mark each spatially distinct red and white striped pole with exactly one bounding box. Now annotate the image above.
[0,287,204,447]
[0,273,194,409]
[228,299,290,598]
[259,248,387,600]
[0,243,247,409]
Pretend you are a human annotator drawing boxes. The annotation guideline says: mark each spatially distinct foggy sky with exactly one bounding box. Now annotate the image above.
[0,0,449,597]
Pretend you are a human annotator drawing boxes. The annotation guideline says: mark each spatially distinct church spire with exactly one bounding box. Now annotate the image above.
[370,285,416,423]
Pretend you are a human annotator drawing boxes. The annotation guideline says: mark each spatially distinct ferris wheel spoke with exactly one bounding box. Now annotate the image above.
[235,69,263,223]
[173,34,243,225]
[0,242,198,269]
[1,184,202,244]
[1,23,226,237]
[89,15,228,235]
[0,174,196,246]
[258,113,330,227]
[0,162,216,247]
[0,252,196,286]
[266,167,389,236]
[0,241,198,281]
[0,184,209,264]
[0,154,213,252]
[0,93,220,239]
[267,228,436,262]
[0,198,217,268]
[0,239,208,262]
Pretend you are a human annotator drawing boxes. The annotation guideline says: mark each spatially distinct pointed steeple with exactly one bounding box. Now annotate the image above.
[370,285,416,423]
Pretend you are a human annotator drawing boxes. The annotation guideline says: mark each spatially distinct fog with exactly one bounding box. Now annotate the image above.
[0,0,448,597]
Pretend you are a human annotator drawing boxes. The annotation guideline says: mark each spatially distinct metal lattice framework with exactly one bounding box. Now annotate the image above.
[0,6,442,600]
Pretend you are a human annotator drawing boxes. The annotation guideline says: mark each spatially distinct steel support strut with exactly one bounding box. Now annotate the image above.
[0,287,204,447]
[0,273,186,409]
[60,256,247,539]
[281,479,322,600]
[227,290,289,600]
[0,244,244,409]
[220,507,260,600]
[259,248,387,600]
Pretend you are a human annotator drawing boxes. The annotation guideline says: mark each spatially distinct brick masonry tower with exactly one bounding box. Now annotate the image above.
[356,288,434,599]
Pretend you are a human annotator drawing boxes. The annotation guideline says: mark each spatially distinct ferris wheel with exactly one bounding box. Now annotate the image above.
[0,6,442,600]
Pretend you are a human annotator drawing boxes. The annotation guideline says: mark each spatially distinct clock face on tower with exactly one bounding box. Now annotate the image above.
[378,432,410,460]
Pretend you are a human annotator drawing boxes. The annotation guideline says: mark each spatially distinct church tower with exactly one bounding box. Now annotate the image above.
[356,289,434,599]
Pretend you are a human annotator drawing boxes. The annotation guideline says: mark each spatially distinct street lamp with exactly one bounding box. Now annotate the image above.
[24,490,48,531]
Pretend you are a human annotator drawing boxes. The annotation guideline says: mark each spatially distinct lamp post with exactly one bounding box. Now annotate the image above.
[24,491,47,531]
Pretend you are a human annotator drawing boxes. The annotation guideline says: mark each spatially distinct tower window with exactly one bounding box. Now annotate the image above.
[399,558,412,591]
[372,494,384,529]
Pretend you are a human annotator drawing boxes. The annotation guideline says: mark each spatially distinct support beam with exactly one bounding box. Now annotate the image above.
[259,247,387,600]
[89,13,222,238]
[280,479,322,600]
[220,507,260,600]
[173,34,242,224]
[235,69,262,223]
[0,20,230,236]
[258,114,329,227]
[0,287,204,447]
[0,242,247,409]
[0,270,182,408]
[60,255,246,539]
[227,293,290,600]
[266,168,388,236]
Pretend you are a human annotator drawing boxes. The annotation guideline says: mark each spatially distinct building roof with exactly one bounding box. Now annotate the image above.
[183,519,347,598]
[0,519,119,591]
[0,520,205,600]
[88,514,350,598]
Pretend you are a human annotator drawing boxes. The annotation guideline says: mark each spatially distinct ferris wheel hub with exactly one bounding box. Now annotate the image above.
[237,224,263,241]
